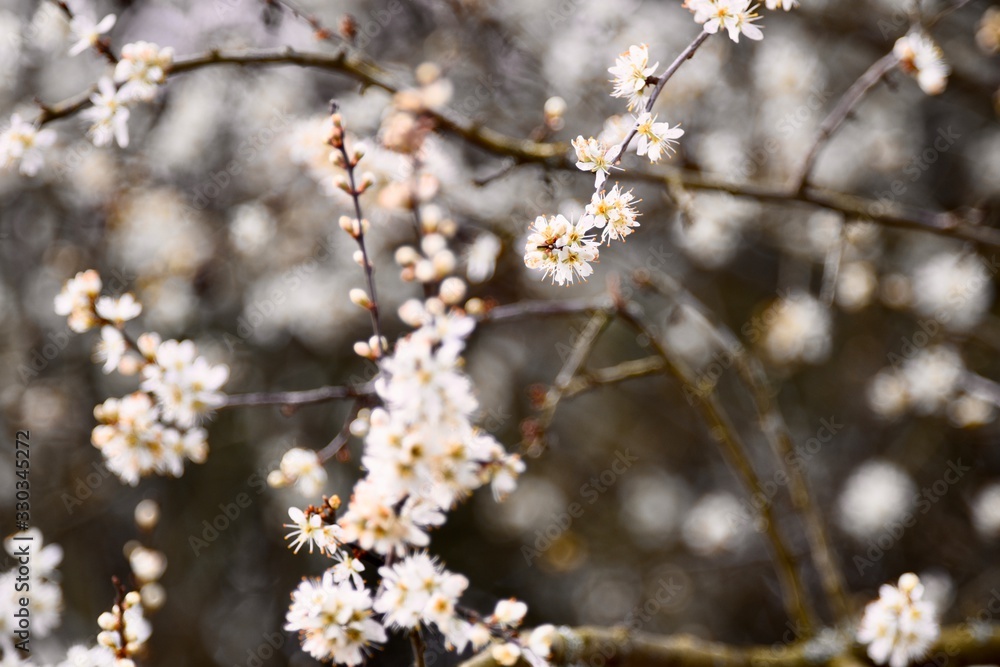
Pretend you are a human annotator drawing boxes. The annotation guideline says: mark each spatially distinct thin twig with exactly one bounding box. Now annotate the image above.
[563,356,666,398]
[221,382,375,408]
[32,46,995,249]
[524,311,613,455]
[792,52,899,194]
[616,301,818,634]
[410,628,427,667]
[333,112,386,353]
[458,623,1000,667]
[636,271,851,625]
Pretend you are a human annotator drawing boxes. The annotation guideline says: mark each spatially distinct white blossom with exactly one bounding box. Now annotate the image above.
[608,44,659,111]
[572,135,618,188]
[81,77,131,148]
[523,214,601,286]
[586,184,640,243]
[0,113,56,176]
[115,41,173,102]
[285,572,386,665]
[858,573,939,667]
[894,32,949,95]
[68,11,116,56]
[635,112,684,163]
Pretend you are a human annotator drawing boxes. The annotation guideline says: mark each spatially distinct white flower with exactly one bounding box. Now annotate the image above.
[523,214,601,286]
[608,44,659,111]
[94,326,127,374]
[858,573,939,667]
[284,507,341,555]
[95,292,142,325]
[374,553,469,635]
[332,550,366,589]
[894,32,949,95]
[286,572,386,665]
[911,252,992,333]
[760,291,832,365]
[140,339,229,428]
[837,461,915,541]
[466,232,502,283]
[91,393,178,485]
[81,77,130,148]
[492,643,522,666]
[686,0,764,42]
[54,269,102,332]
[765,0,797,8]
[635,112,684,163]
[0,113,56,176]
[571,135,618,188]
[278,448,328,496]
[68,11,116,56]
[971,482,1000,540]
[114,41,173,102]
[586,184,640,243]
[492,598,528,627]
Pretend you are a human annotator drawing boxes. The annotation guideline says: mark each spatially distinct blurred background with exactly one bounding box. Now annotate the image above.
[1,0,1000,664]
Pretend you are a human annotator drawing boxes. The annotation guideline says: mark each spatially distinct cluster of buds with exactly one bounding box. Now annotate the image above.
[97,587,152,666]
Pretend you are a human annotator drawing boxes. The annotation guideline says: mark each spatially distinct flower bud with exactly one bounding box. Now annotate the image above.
[349,288,373,309]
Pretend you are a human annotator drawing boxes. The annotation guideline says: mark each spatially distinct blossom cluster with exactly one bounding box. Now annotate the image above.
[857,573,939,667]
[279,301,535,661]
[54,270,228,485]
[0,10,173,176]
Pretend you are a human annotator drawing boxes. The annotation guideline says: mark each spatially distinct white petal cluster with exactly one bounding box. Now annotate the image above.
[685,0,764,42]
[894,32,949,96]
[523,214,601,286]
[284,507,342,555]
[80,78,131,148]
[96,590,153,663]
[0,113,56,176]
[274,447,329,496]
[337,305,523,556]
[608,44,659,112]
[114,41,173,102]
[858,573,939,667]
[54,269,104,332]
[837,460,915,541]
[586,184,640,243]
[571,135,617,188]
[68,10,116,56]
[373,553,470,644]
[92,392,209,485]
[140,339,229,428]
[285,572,387,665]
[760,291,832,365]
[635,111,684,163]
[910,252,993,333]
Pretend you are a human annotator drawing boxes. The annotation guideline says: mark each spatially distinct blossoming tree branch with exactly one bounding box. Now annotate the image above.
[3,0,1000,666]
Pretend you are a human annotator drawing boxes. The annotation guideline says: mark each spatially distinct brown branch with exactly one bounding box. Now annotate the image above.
[458,623,1000,667]
[615,301,818,634]
[221,382,375,408]
[613,30,711,166]
[563,356,666,398]
[635,271,851,625]
[523,310,612,455]
[32,46,996,249]
[792,52,899,194]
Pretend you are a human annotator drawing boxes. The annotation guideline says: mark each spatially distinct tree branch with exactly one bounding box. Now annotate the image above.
[33,46,996,250]
[458,624,1000,667]
[615,301,818,634]
[221,382,375,408]
[635,271,851,624]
